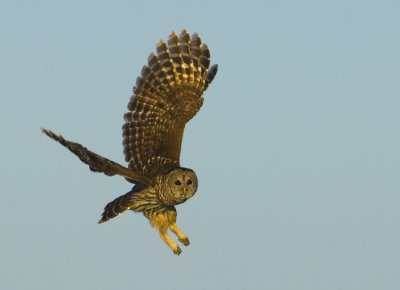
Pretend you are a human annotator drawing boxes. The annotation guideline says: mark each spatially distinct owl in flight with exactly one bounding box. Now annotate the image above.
[41,30,217,255]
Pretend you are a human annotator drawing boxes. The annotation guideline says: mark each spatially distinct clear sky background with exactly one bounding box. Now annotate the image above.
[1,0,399,289]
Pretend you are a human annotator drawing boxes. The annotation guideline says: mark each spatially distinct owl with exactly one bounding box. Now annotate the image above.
[41,30,217,255]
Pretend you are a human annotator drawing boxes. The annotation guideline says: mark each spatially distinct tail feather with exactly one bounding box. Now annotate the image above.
[98,186,162,223]
[98,193,132,224]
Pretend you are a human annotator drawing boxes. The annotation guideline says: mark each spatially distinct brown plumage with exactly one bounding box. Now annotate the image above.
[41,30,217,255]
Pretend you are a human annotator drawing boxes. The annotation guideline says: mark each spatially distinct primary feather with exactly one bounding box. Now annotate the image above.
[41,30,217,255]
[123,30,218,178]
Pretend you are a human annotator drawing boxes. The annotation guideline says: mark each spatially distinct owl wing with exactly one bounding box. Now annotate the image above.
[41,128,152,185]
[123,30,218,178]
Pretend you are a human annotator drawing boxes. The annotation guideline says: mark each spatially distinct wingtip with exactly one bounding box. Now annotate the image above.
[40,127,52,137]
[168,30,178,38]
[211,64,218,75]
[205,64,218,87]
[180,28,188,36]
[191,32,200,39]
[40,128,55,138]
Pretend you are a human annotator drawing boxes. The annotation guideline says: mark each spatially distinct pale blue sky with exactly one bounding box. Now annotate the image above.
[1,0,400,289]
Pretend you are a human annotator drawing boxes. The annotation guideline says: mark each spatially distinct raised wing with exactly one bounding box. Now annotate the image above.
[123,30,218,178]
[41,128,152,185]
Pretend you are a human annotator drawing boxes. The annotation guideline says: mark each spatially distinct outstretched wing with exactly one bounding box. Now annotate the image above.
[41,128,152,185]
[123,30,218,178]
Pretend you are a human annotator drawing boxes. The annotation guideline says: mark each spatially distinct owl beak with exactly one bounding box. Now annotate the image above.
[182,187,187,196]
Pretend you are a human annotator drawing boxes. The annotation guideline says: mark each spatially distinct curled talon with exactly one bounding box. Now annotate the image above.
[173,246,182,255]
[179,237,190,246]
[40,30,218,255]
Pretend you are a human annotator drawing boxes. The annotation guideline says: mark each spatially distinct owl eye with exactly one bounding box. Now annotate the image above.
[175,180,182,186]
[187,179,192,185]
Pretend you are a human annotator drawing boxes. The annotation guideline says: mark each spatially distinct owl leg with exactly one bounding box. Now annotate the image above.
[166,208,190,246]
[149,213,182,255]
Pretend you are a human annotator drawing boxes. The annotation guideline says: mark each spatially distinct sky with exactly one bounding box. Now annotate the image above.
[1,0,400,289]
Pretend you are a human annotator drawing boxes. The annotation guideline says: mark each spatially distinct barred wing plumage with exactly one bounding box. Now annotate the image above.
[40,128,152,185]
[40,30,218,255]
[123,30,218,178]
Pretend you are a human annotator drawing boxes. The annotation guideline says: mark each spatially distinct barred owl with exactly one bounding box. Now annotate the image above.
[41,30,217,255]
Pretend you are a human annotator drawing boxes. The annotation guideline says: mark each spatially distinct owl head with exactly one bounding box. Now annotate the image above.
[161,167,198,206]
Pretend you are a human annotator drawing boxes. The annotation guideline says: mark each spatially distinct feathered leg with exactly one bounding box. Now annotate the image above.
[166,208,190,246]
[149,213,182,255]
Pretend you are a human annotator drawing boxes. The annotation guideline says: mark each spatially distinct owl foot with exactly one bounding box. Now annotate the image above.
[173,246,182,255]
[178,237,190,246]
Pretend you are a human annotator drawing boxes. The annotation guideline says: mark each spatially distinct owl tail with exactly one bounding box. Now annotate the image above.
[98,186,162,223]
[98,193,132,223]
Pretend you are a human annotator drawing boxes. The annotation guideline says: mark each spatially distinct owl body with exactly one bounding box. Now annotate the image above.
[98,166,198,222]
[41,30,217,255]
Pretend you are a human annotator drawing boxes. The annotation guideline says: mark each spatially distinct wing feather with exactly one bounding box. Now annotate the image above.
[123,30,218,178]
[41,128,151,185]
